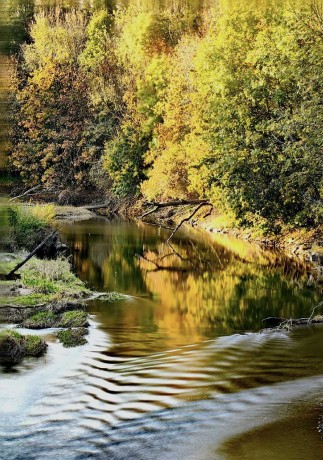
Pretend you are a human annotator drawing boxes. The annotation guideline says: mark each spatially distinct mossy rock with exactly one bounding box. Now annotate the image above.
[94,292,128,302]
[0,333,24,365]
[56,328,88,348]
[23,311,57,329]
[58,310,89,328]
[0,330,47,365]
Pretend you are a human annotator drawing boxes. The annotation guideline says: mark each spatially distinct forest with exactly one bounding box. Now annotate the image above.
[8,0,323,232]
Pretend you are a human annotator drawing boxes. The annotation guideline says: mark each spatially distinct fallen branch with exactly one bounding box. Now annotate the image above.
[166,202,208,243]
[143,199,210,208]
[3,231,57,280]
[262,304,323,332]
[139,198,213,242]
[140,199,210,219]
[9,185,43,202]
[140,205,160,219]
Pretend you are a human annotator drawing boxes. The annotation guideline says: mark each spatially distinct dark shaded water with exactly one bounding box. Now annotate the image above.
[1,219,322,459]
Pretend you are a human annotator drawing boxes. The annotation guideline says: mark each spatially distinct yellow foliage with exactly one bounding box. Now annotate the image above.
[115,7,153,69]
[141,142,189,200]
[31,204,56,224]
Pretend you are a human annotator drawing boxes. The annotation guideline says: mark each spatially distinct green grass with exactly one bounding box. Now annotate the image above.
[21,257,90,298]
[0,329,22,340]
[1,293,55,307]
[0,256,91,307]
[7,205,49,251]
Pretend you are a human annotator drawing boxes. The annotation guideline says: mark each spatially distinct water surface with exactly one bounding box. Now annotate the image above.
[0,218,322,459]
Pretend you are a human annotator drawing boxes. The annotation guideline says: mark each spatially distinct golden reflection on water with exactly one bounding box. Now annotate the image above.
[59,219,320,354]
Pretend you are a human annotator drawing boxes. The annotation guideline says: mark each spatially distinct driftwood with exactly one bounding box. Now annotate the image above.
[1,231,57,280]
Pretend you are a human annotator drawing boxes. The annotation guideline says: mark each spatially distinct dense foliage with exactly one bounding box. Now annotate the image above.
[10,0,323,230]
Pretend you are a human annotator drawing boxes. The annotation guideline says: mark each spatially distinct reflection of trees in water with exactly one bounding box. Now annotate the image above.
[136,238,319,333]
[60,221,320,335]
[61,224,150,294]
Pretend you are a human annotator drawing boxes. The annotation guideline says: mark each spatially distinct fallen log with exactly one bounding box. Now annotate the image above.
[140,199,210,219]
[8,184,43,202]
[2,231,57,280]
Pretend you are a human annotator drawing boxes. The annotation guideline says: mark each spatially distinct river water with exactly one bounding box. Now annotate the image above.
[1,218,322,459]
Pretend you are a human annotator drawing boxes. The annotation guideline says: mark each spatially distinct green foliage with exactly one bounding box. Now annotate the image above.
[10,2,323,231]
[104,127,150,196]
[191,6,323,228]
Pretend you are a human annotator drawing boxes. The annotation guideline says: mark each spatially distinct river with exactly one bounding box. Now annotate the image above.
[1,218,322,459]
[0,0,322,458]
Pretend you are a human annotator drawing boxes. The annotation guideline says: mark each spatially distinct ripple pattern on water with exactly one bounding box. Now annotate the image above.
[1,326,322,459]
